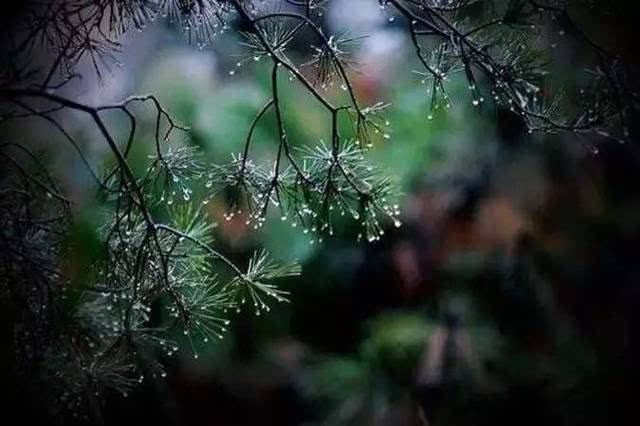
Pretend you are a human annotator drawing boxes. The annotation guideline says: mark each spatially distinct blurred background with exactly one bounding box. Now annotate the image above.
[7,1,640,425]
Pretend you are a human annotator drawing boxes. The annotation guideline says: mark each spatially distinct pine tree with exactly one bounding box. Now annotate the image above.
[0,1,636,424]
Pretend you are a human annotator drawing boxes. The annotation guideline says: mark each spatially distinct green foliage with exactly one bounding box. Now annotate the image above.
[360,313,433,383]
[1,0,637,423]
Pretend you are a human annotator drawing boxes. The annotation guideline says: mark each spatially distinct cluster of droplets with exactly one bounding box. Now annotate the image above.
[202,139,403,246]
[233,294,279,317]
[235,250,296,314]
[159,0,232,49]
[468,84,486,107]
[157,337,180,359]
[302,33,361,90]
[170,301,231,360]
[278,190,402,246]
[353,103,393,148]
[228,50,275,76]
[356,199,402,243]
[151,145,207,207]
[158,246,299,359]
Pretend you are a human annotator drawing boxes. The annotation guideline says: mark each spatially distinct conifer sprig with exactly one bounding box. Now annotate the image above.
[1,1,637,422]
